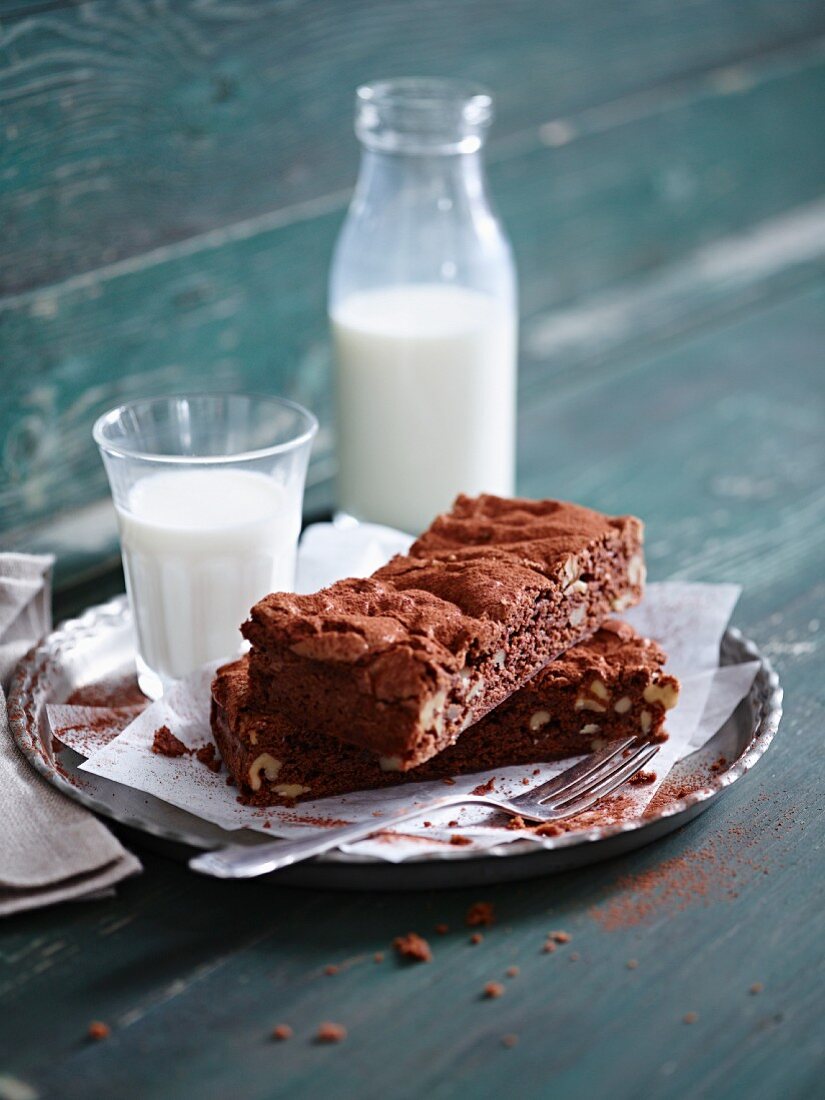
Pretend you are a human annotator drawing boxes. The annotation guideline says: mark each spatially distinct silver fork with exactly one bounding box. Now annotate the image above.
[189,737,659,879]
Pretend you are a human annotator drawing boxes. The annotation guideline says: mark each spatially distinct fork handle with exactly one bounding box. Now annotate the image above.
[188,793,486,879]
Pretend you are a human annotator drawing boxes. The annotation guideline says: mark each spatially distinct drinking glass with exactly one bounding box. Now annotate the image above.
[94,393,317,698]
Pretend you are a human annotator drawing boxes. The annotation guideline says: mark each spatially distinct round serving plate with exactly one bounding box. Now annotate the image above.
[8,597,783,890]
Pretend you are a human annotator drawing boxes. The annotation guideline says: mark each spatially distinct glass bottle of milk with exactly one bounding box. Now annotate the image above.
[329,78,517,534]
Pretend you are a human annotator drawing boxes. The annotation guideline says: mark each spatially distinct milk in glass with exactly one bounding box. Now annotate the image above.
[117,469,298,681]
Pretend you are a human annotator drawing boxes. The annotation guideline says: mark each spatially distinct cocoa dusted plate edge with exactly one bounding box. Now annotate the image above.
[8,596,783,890]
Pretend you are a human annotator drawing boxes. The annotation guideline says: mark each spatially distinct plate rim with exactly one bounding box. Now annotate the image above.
[7,595,784,867]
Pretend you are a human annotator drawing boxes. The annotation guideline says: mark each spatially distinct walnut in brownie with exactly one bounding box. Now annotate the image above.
[242,494,645,769]
[469,619,678,757]
[211,620,678,806]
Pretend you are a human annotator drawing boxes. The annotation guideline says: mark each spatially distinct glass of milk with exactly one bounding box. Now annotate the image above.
[94,393,317,698]
[329,78,518,534]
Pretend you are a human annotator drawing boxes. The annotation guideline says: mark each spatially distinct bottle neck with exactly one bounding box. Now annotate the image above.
[352,146,488,215]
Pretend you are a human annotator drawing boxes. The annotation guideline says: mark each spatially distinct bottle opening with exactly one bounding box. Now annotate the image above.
[356,78,493,154]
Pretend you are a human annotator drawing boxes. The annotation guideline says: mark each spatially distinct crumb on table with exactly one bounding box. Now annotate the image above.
[393,932,432,963]
[466,902,495,927]
[316,1022,347,1043]
[484,981,505,999]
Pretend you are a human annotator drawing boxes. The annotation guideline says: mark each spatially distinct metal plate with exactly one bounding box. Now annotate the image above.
[8,596,783,889]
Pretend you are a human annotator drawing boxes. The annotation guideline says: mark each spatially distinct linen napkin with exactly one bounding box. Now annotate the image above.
[0,553,141,916]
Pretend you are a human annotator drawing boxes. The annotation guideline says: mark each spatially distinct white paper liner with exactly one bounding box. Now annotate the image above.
[75,525,759,863]
[48,704,145,758]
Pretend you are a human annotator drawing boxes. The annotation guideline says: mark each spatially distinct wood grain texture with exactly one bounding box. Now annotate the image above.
[2,38,825,582]
[0,282,822,1100]
[2,0,824,292]
[1,11,823,1090]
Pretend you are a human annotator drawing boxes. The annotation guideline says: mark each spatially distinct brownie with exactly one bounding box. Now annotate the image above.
[242,495,645,769]
[212,621,678,806]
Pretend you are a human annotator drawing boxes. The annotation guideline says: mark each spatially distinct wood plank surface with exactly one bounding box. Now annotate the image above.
[1,6,823,1096]
[0,276,822,1100]
[2,32,825,581]
[3,0,823,292]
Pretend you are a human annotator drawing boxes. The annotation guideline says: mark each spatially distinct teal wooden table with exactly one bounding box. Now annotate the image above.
[1,2,824,1097]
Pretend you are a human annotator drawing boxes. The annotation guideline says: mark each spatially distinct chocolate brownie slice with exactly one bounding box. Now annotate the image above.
[212,622,678,806]
[243,495,645,770]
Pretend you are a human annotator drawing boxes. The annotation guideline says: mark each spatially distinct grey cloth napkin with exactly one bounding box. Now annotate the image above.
[0,553,141,916]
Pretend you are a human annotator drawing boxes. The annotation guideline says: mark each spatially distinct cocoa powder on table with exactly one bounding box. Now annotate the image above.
[589,824,772,932]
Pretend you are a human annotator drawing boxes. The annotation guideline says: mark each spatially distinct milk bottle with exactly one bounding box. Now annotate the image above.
[329,79,518,533]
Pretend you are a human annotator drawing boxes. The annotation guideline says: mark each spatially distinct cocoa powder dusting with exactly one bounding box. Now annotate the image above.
[51,705,142,753]
[589,823,772,932]
[67,673,146,709]
[512,793,639,839]
[277,811,354,828]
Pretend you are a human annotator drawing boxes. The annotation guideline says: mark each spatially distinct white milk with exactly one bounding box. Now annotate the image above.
[117,469,298,686]
[331,283,516,533]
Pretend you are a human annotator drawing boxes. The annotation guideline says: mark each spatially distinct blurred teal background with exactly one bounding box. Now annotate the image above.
[1,0,824,593]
